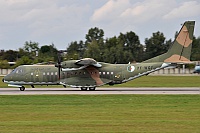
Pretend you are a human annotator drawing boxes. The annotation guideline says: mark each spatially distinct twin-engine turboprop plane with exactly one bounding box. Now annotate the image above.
[3,21,195,91]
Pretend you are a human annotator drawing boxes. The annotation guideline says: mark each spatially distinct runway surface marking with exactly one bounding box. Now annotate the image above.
[0,87,200,95]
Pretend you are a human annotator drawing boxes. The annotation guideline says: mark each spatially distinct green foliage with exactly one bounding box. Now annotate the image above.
[85,27,104,44]
[0,50,18,62]
[83,31,143,63]
[15,56,32,66]
[66,41,85,60]
[118,32,144,62]
[84,40,101,60]
[191,36,200,61]
[0,60,10,69]
[38,44,58,62]
[23,41,39,53]
[144,31,171,60]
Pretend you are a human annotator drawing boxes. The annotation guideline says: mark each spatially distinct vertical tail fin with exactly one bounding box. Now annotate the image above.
[143,21,195,63]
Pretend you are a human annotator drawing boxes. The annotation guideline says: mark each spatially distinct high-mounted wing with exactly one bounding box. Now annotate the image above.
[60,58,102,72]
[75,58,102,67]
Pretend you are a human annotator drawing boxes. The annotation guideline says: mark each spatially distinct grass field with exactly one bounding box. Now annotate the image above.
[1,75,200,88]
[0,95,199,132]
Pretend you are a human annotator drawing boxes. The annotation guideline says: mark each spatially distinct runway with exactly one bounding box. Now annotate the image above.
[0,87,199,95]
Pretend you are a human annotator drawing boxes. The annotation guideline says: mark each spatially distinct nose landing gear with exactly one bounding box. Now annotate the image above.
[19,86,25,91]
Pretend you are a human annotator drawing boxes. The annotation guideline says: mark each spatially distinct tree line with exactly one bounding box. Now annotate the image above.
[0,27,200,69]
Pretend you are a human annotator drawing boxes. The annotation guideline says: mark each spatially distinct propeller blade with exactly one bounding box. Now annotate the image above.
[57,52,61,80]
[56,50,67,80]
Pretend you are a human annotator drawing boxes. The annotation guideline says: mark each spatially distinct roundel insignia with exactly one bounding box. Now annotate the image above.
[127,66,135,72]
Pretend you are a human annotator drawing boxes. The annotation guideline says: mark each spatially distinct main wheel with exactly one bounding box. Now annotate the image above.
[81,87,88,91]
[20,86,25,91]
[89,87,96,91]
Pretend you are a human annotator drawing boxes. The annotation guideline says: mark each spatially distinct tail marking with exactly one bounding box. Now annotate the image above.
[164,55,191,63]
[176,25,192,47]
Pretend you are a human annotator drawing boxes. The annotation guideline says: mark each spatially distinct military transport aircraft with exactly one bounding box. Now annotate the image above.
[3,21,195,91]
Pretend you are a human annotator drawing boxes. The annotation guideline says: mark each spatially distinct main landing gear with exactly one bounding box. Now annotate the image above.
[80,87,96,91]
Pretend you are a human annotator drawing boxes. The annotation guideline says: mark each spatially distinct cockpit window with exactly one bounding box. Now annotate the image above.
[12,68,24,74]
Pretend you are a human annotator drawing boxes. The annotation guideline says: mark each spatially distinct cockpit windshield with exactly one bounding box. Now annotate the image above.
[12,67,24,74]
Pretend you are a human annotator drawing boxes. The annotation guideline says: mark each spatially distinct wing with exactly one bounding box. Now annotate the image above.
[61,58,102,72]
[75,58,102,67]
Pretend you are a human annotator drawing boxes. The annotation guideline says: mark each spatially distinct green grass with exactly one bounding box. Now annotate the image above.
[115,75,200,87]
[0,95,199,132]
[1,76,200,88]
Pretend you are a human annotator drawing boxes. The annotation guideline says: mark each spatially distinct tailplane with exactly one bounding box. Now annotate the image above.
[143,21,195,63]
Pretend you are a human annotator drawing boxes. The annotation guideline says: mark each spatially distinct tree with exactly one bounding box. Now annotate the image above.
[66,41,85,60]
[15,56,32,67]
[38,44,58,62]
[85,27,104,44]
[23,41,39,53]
[103,35,135,64]
[144,31,168,60]
[191,36,200,61]
[23,41,39,62]
[18,48,29,59]
[0,60,10,69]
[1,50,18,62]
[118,32,144,62]
[84,40,101,60]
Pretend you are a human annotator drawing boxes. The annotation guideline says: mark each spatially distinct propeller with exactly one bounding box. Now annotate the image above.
[55,50,67,80]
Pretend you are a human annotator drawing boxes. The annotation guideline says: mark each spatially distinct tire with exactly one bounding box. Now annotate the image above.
[89,87,96,91]
[20,86,25,91]
[81,87,88,91]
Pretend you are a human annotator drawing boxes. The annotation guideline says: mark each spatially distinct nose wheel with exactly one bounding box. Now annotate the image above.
[19,86,25,91]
